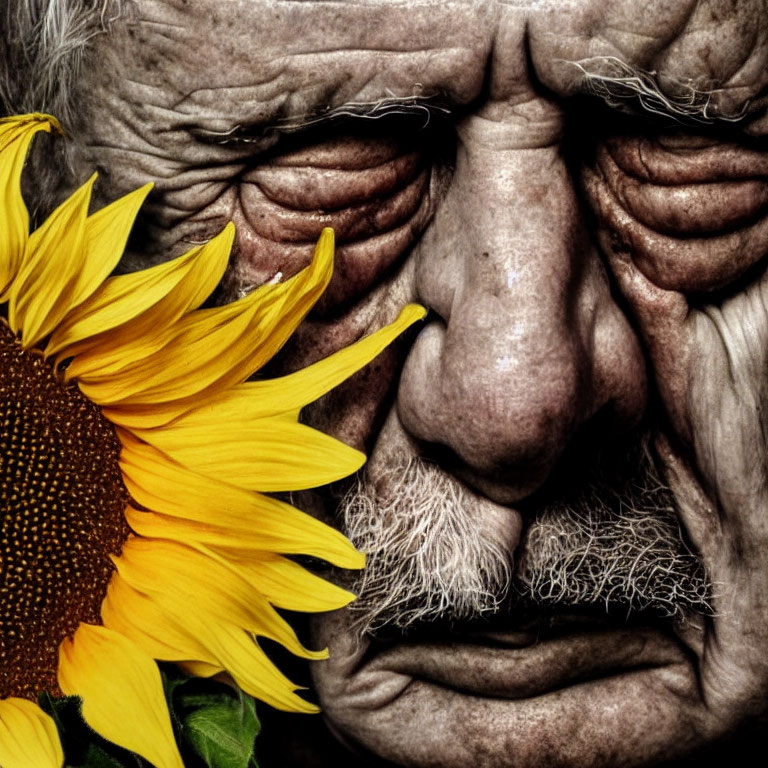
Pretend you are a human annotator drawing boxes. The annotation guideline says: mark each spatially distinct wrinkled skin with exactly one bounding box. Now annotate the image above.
[62,0,768,765]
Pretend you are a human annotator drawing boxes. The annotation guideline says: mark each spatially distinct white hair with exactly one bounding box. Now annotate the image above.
[343,458,512,635]
[1,1,127,123]
[571,55,746,124]
[0,1,129,218]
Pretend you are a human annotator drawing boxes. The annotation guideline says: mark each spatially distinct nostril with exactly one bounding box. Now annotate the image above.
[399,378,584,501]
[411,436,561,504]
[402,397,643,506]
[397,319,589,482]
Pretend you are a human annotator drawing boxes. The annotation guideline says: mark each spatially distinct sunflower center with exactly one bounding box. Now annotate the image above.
[0,321,130,699]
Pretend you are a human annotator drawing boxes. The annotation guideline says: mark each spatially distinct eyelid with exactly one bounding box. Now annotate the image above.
[594,143,768,237]
[188,125,280,156]
[191,127,265,145]
[266,135,413,169]
[244,149,426,210]
[241,165,430,244]
[277,100,452,132]
[583,148,768,293]
[603,135,768,185]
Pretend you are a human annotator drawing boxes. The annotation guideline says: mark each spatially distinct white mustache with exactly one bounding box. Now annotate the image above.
[517,476,712,619]
[342,459,511,635]
[342,443,712,637]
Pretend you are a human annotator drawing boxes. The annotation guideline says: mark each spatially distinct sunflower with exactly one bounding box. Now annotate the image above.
[0,113,425,768]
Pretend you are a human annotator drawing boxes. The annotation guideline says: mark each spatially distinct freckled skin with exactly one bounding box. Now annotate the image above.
[60,0,768,766]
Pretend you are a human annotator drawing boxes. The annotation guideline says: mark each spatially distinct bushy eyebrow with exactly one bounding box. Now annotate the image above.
[568,56,747,126]
[191,94,452,145]
[276,94,452,132]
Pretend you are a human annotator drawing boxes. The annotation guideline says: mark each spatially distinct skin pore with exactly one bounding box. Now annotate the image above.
[43,0,768,765]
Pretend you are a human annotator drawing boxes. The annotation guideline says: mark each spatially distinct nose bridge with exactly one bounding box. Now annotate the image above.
[398,115,648,498]
[431,137,589,446]
[450,136,582,340]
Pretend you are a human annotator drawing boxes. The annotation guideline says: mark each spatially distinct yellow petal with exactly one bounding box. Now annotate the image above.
[217,303,425,417]
[103,570,315,713]
[68,183,153,312]
[75,287,271,395]
[0,114,60,150]
[125,505,363,573]
[102,570,220,664]
[177,661,225,678]
[114,537,327,660]
[197,623,318,714]
[235,554,357,613]
[57,623,184,768]
[8,174,94,348]
[118,434,364,568]
[0,114,61,299]
[76,227,334,408]
[134,416,365,491]
[0,698,63,768]
[109,302,426,430]
[102,571,219,665]
[57,223,234,367]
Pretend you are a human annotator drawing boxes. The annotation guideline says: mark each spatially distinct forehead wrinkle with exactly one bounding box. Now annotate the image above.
[91,2,768,156]
[131,0,492,55]
[122,1,492,87]
[159,43,480,132]
[118,7,485,115]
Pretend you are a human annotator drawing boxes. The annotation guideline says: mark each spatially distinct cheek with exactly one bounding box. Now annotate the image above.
[300,345,406,452]
[115,135,437,451]
[591,240,695,443]
[690,284,768,448]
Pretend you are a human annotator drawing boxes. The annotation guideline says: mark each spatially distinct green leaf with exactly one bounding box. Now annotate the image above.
[161,666,260,768]
[73,743,130,768]
[38,692,147,768]
[38,667,261,768]
[160,664,193,734]
[182,690,260,768]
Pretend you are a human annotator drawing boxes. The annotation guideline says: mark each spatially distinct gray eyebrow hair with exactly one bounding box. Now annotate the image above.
[569,56,747,125]
[194,94,451,144]
[278,94,451,131]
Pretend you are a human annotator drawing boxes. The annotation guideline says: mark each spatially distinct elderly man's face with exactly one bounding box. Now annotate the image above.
[66,0,768,765]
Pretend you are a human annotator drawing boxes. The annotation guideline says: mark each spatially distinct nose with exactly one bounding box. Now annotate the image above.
[397,111,648,503]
